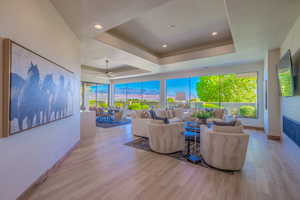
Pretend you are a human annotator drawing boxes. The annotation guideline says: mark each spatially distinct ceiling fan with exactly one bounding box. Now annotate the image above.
[104,59,115,78]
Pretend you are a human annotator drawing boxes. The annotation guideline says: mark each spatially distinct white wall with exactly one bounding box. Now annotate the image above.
[111,61,265,127]
[0,1,80,200]
[264,49,281,137]
[281,15,300,122]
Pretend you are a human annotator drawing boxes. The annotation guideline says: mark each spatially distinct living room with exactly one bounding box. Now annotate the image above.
[0,0,300,200]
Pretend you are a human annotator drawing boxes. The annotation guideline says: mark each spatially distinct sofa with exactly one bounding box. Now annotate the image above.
[200,125,249,171]
[131,109,185,138]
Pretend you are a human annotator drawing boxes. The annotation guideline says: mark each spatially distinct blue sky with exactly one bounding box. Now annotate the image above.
[166,77,200,99]
[114,77,201,98]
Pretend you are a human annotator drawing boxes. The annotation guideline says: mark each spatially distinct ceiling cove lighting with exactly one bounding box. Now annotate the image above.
[162,44,168,48]
[94,24,103,30]
[212,32,218,36]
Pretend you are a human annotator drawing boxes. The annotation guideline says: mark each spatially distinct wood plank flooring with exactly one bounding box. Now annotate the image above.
[28,125,300,200]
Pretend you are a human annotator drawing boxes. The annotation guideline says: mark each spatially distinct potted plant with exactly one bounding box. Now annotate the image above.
[192,110,212,124]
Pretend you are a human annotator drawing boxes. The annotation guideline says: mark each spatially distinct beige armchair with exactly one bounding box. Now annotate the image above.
[200,125,249,171]
[131,110,153,138]
[147,122,185,154]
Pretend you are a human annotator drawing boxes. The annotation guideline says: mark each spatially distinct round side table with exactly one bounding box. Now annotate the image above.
[183,131,202,164]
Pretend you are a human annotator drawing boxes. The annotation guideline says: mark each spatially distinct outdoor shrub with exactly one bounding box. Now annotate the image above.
[202,103,223,109]
[140,104,150,110]
[128,103,149,110]
[239,105,256,118]
[97,102,108,108]
[115,102,125,108]
[192,110,213,119]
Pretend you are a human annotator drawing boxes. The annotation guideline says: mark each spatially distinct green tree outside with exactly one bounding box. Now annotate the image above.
[196,74,257,103]
[196,74,257,118]
[167,97,175,103]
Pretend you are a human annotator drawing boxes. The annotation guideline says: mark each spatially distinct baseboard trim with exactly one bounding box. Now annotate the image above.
[267,135,281,141]
[17,140,80,200]
[244,125,264,132]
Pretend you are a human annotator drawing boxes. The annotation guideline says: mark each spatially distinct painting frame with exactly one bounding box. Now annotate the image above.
[2,39,74,137]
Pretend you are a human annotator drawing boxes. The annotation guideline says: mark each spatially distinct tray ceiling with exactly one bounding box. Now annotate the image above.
[107,0,232,57]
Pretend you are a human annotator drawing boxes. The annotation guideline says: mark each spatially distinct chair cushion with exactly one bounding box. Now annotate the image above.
[213,125,243,133]
[213,120,236,126]
[150,120,165,124]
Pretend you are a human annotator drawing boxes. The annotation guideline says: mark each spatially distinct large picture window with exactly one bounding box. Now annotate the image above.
[166,72,258,118]
[114,80,160,110]
[80,82,109,109]
[166,78,190,108]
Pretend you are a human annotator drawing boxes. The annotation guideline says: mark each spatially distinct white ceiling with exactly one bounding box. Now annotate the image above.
[51,0,300,80]
[108,0,232,56]
[51,0,174,38]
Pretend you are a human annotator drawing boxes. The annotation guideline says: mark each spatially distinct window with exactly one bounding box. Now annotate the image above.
[220,72,257,118]
[114,80,160,110]
[166,72,258,118]
[96,84,109,108]
[141,80,160,108]
[85,83,97,108]
[166,78,190,108]
[80,82,84,108]
[81,82,109,109]
[114,84,127,108]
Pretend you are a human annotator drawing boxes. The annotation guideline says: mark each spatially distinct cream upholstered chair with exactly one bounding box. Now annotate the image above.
[147,121,185,154]
[131,110,153,137]
[200,125,249,171]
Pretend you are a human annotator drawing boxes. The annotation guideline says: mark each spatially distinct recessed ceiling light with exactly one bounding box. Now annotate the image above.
[94,24,103,30]
[169,25,176,28]
[212,32,218,36]
[162,44,168,48]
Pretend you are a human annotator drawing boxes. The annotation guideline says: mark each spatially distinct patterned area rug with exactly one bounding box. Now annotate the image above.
[124,137,206,166]
[96,118,131,128]
[124,137,235,174]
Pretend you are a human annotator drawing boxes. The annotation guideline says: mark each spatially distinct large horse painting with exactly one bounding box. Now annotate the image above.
[3,40,74,136]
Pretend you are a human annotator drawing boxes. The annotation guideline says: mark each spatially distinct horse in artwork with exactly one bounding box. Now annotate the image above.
[10,73,25,122]
[65,80,73,114]
[17,63,43,131]
[52,75,67,119]
[40,74,56,123]
[10,62,72,133]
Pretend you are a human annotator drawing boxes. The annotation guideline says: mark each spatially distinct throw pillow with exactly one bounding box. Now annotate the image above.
[141,111,150,119]
[213,109,225,119]
[174,109,183,119]
[163,118,170,124]
[167,110,174,118]
[149,110,157,119]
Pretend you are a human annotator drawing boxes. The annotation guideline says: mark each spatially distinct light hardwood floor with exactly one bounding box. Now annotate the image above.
[28,125,300,200]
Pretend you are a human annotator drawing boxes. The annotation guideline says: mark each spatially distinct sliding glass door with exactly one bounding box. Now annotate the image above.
[81,82,110,110]
[114,80,160,110]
